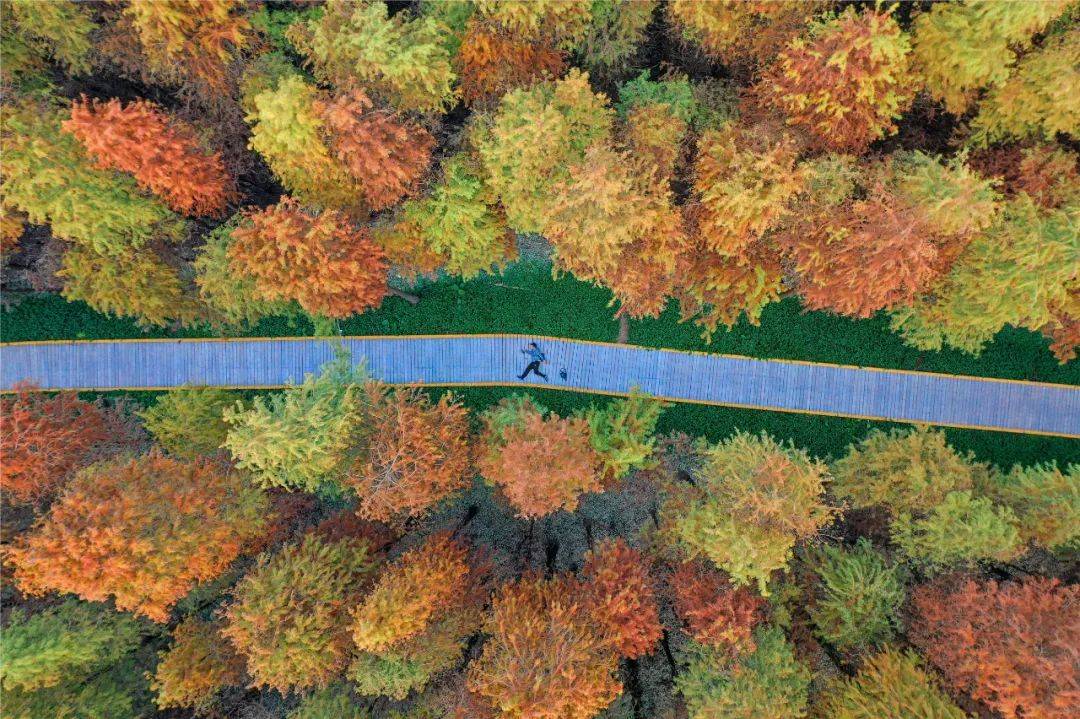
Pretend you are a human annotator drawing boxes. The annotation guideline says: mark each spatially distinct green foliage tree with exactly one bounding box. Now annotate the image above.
[478,69,614,232]
[911,0,1071,114]
[676,626,810,719]
[2,657,149,719]
[288,683,370,719]
[830,426,989,515]
[892,490,1023,572]
[291,0,456,113]
[887,151,1001,239]
[890,195,1079,356]
[223,533,380,693]
[6,0,96,75]
[971,28,1080,144]
[660,431,834,593]
[224,352,367,492]
[816,647,967,719]
[616,71,697,122]
[139,386,242,458]
[1,102,183,255]
[382,153,517,279]
[808,539,905,651]
[583,392,664,482]
[578,1,657,72]
[978,462,1080,552]
[1,600,142,693]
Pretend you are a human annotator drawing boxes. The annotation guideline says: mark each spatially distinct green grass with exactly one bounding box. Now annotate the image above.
[92,386,1079,470]
[5,262,1077,385]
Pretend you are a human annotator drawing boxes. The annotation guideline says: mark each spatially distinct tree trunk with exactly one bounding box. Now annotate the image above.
[389,287,419,305]
[617,314,629,344]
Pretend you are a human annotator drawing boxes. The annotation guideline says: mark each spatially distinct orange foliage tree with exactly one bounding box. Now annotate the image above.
[910,577,1079,719]
[758,7,915,153]
[6,452,269,621]
[349,533,486,698]
[63,98,234,217]
[314,88,436,211]
[0,388,138,505]
[478,395,603,518]
[580,538,662,659]
[344,384,473,523]
[125,0,252,93]
[667,0,818,69]
[457,18,567,107]
[671,560,765,655]
[467,574,622,719]
[229,199,389,318]
[222,533,380,692]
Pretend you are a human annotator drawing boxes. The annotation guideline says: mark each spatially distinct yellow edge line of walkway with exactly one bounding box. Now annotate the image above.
[3,333,1077,391]
[7,379,1077,439]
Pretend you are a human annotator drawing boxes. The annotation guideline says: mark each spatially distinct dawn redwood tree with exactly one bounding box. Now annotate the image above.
[979,461,1080,552]
[314,88,436,211]
[676,626,810,719]
[670,560,765,655]
[659,431,834,593]
[138,386,241,458]
[910,577,1079,719]
[1,101,183,255]
[228,199,390,319]
[125,0,252,93]
[757,6,915,153]
[290,0,456,113]
[583,392,665,483]
[151,618,245,712]
[349,533,486,699]
[816,647,967,719]
[478,395,604,518]
[580,539,662,659]
[478,69,614,233]
[223,533,380,693]
[63,98,234,217]
[379,153,517,279]
[344,384,473,523]
[224,352,367,492]
[891,490,1022,572]
[577,0,656,73]
[0,389,138,505]
[911,0,1071,114]
[5,0,96,75]
[457,18,567,107]
[473,0,592,50]
[466,574,622,719]
[667,0,816,69]
[6,452,269,621]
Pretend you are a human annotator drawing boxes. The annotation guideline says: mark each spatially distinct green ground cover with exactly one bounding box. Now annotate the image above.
[94,386,1079,470]
[4,262,1077,385]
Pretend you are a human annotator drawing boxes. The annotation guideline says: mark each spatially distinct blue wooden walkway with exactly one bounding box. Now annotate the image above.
[1,336,1077,437]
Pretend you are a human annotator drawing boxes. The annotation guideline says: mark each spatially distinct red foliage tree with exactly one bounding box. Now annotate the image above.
[63,98,233,217]
[671,560,766,654]
[458,19,567,107]
[315,89,435,211]
[229,198,389,318]
[910,577,1079,719]
[6,452,269,621]
[581,539,662,659]
[0,387,139,505]
[344,384,473,523]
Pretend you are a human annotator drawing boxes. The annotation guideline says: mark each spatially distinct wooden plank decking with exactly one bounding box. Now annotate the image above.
[1,335,1077,437]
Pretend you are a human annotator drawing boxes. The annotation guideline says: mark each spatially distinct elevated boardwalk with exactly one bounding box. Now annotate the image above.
[1,335,1077,437]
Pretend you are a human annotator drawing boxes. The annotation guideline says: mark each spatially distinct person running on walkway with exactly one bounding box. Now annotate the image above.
[518,342,548,380]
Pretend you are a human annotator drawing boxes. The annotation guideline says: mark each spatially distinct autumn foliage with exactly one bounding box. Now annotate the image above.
[223,533,379,692]
[63,98,234,216]
[911,577,1079,719]
[467,574,621,719]
[580,539,662,659]
[229,199,389,318]
[478,395,603,518]
[151,618,245,711]
[344,384,473,523]
[458,19,567,106]
[671,561,765,654]
[758,7,915,153]
[0,389,136,504]
[6,452,268,621]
